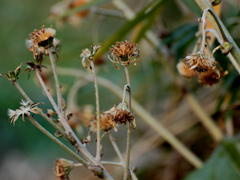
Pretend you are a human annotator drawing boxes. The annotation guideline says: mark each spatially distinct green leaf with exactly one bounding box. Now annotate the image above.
[95,0,170,59]
[184,137,240,180]
[57,0,113,19]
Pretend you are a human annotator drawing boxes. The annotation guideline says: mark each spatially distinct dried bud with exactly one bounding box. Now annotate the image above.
[198,69,220,86]
[0,63,23,82]
[182,52,216,73]
[108,40,140,69]
[104,103,136,132]
[177,61,198,78]
[54,158,74,180]
[220,41,233,55]
[89,112,113,133]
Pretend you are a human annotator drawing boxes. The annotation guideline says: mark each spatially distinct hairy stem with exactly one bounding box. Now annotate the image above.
[35,69,60,114]
[90,60,101,162]
[124,65,132,180]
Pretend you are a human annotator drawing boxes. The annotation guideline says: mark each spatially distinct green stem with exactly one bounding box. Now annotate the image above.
[90,60,101,162]
[124,66,132,180]
[26,116,88,167]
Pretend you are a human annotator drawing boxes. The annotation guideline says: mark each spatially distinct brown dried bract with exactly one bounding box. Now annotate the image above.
[183,53,216,73]
[55,158,74,180]
[108,40,139,69]
[177,61,199,78]
[89,112,113,133]
[198,69,220,86]
[104,103,136,132]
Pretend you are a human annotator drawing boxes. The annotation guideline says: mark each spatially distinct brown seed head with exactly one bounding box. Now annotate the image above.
[198,69,220,86]
[177,61,199,78]
[104,103,136,132]
[183,53,216,73]
[108,40,139,69]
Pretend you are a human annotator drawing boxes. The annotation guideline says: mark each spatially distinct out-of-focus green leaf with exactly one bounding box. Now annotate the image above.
[184,137,240,180]
[181,0,202,16]
[95,0,170,59]
[57,0,113,19]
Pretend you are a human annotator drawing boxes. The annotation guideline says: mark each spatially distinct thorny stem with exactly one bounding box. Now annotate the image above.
[124,65,132,180]
[48,48,63,111]
[35,69,60,114]
[90,60,101,162]
[14,80,113,180]
[26,116,88,167]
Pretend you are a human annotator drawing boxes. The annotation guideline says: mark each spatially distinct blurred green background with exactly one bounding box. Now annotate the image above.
[1,0,240,180]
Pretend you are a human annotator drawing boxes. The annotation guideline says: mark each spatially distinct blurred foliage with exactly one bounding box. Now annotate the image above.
[1,0,240,180]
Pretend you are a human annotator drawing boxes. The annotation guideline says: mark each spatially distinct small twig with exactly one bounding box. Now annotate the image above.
[26,116,88,167]
[74,161,123,168]
[109,133,125,163]
[122,84,130,104]
[211,45,221,57]
[90,60,101,162]
[199,9,209,53]
[124,65,132,180]
[35,69,60,114]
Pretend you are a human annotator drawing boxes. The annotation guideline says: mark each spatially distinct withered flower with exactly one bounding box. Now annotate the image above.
[89,112,113,133]
[198,69,220,86]
[8,100,43,126]
[182,52,216,73]
[108,40,139,69]
[55,158,74,180]
[23,61,47,80]
[26,25,60,60]
[80,44,101,69]
[104,103,136,132]
[177,61,198,78]
[0,63,22,82]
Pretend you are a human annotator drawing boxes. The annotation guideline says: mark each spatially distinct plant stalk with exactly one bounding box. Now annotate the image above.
[124,65,132,180]
[90,60,101,162]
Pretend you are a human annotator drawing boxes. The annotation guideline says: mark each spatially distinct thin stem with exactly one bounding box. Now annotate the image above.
[26,116,88,167]
[57,67,203,168]
[90,60,101,162]
[200,9,210,53]
[109,133,125,163]
[124,65,132,180]
[48,48,63,111]
[122,84,130,104]
[35,69,60,114]
[74,161,123,168]
[14,81,113,180]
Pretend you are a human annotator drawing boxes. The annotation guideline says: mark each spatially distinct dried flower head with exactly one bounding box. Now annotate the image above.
[8,100,43,125]
[54,158,74,180]
[104,103,136,132]
[108,40,140,69]
[26,25,59,60]
[198,69,220,86]
[89,112,113,133]
[177,61,198,78]
[80,44,101,69]
[0,63,22,82]
[182,52,216,73]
